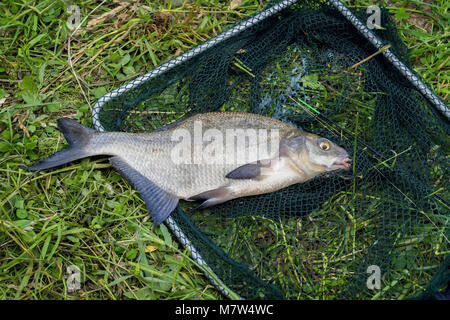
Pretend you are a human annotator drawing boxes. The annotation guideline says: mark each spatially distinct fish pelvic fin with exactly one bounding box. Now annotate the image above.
[109,156,179,226]
[189,186,233,210]
[19,118,97,171]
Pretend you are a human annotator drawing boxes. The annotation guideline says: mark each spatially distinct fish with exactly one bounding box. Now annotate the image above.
[21,112,351,226]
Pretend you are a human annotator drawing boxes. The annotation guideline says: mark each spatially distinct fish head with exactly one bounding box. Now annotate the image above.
[282,132,351,175]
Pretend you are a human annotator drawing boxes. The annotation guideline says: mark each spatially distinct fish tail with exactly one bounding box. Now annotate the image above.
[19,118,98,171]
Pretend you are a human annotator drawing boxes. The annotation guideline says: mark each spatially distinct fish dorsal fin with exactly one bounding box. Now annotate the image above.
[225,159,274,180]
[152,114,201,132]
[109,157,178,226]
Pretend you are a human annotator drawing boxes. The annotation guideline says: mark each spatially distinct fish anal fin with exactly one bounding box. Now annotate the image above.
[109,156,178,226]
[189,187,232,210]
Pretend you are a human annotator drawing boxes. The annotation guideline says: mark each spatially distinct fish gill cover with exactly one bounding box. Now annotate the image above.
[94,0,449,299]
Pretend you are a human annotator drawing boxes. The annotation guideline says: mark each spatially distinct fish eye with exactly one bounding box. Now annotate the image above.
[318,139,330,151]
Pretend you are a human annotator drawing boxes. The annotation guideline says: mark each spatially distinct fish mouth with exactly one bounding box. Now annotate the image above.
[329,155,351,171]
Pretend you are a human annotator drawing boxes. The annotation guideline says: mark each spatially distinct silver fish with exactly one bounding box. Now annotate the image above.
[22,112,351,225]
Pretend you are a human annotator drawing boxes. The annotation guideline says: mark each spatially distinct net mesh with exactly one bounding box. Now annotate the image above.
[94,1,449,299]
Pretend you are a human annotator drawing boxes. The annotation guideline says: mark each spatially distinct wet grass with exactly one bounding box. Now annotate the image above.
[0,0,448,300]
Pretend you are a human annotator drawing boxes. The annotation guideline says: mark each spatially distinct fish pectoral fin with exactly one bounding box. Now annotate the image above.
[189,187,232,210]
[225,159,274,180]
[109,156,178,226]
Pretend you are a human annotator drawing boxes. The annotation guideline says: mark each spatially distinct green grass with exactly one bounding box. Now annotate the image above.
[0,0,448,300]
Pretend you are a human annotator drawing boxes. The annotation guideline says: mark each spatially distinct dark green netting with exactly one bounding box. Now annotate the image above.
[94,1,449,299]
